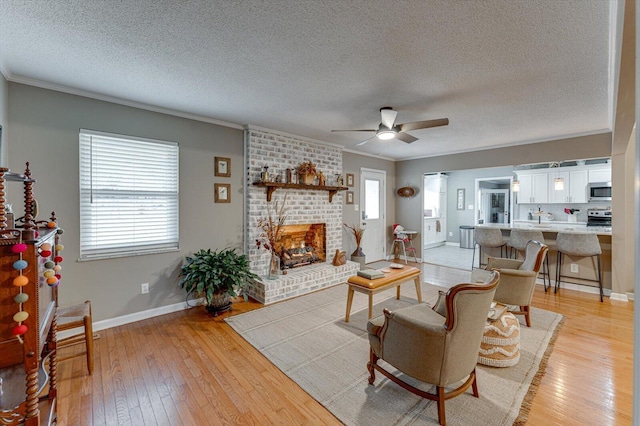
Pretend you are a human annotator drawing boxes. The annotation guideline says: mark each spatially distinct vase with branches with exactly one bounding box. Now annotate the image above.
[343,223,366,258]
[256,195,288,279]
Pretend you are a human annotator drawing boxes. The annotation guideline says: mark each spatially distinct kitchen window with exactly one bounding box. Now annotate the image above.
[79,129,179,260]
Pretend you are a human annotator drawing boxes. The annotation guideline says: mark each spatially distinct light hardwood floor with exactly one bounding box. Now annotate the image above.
[55,262,633,425]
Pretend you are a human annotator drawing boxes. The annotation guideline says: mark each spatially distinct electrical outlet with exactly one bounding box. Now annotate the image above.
[354,204,359,211]
[141,283,149,294]
[448,232,453,237]
[468,204,473,210]
[570,264,579,273]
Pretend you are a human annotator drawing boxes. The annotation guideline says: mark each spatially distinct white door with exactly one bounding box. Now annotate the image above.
[360,169,386,262]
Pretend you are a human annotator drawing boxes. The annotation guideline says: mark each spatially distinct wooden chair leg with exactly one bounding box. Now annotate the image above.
[471,368,479,397]
[436,386,446,425]
[523,305,531,327]
[84,315,94,374]
[368,294,374,319]
[367,348,378,384]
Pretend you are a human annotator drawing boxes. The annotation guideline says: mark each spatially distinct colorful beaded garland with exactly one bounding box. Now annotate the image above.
[11,237,29,341]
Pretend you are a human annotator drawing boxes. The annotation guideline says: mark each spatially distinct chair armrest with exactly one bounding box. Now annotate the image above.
[486,257,523,270]
[432,290,447,317]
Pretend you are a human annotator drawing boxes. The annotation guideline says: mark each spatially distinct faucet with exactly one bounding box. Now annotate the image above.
[537,205,542,224]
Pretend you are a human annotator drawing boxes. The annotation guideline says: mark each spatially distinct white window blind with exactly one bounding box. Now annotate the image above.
[79,129,179,260]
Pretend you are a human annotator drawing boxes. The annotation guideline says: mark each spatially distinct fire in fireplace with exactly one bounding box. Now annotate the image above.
[274,223,326,269]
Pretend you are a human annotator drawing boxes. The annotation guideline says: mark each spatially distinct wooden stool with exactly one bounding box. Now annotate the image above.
[345,266,422,322]
[57,300,94,374]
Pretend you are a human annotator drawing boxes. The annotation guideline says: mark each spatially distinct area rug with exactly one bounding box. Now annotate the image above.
[226,279,563,425]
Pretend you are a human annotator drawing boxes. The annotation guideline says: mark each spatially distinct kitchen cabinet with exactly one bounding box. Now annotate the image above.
[588,167,611,183]
[423,218,445,248]
[548,169,588,203]
[516,172,548,204]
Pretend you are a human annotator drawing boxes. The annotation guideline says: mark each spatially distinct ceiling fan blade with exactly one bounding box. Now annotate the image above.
[331,129,377,133]
[355,135,378,146]
[380,107,398,129]
[399,118,449,132]
[395,132,419,144]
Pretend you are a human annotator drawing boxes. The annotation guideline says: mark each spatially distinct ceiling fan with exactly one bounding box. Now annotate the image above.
[331,107,449,146]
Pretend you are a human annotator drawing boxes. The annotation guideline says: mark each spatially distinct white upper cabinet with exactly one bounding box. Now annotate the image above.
[548,169,588,203]
[517,172,548,203]
[516,163,609,204]
[588,167,612,183]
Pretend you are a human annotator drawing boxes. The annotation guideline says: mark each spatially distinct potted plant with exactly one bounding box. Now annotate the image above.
[179,248,259,316]
[297,160,318,185]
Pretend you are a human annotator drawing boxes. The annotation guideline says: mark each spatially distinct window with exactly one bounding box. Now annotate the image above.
[79,129,179,260]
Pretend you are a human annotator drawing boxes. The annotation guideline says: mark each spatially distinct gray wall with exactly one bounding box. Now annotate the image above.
[444,166,514,243]
[342,152,396,258]
[7,83,245,321]
[0,73,7,166]
[396,133,612,252]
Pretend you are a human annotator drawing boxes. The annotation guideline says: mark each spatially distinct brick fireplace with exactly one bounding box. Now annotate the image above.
[244,127,359,304]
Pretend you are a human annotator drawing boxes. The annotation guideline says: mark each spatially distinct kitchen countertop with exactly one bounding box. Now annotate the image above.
[476,222,611,236]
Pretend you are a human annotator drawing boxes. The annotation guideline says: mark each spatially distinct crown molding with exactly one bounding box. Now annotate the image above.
[6,74,244,130]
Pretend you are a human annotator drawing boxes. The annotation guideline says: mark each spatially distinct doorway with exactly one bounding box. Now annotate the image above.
[359,168,386,262]
[474,177,513,225]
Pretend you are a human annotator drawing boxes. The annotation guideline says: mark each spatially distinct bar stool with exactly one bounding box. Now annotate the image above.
[472,227,507,269]
[57,300,94,374]
[509,229,552,292]
[555,233,603,302]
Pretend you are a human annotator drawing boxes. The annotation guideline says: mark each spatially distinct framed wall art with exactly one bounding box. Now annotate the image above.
[215,157,231,177]
[346,173,354,187]
[456,188,465,210]
[215,183,231,203]
[346,191,354,205]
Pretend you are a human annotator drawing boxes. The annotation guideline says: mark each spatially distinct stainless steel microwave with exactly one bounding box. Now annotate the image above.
[587,182,612,202]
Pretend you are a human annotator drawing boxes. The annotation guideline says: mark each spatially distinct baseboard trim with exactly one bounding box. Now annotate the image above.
[538,280,616,299]
[609,292,630,302]
[58,298,203,340]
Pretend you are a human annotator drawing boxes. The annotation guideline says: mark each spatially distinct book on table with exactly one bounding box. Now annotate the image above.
[357,269,385,280]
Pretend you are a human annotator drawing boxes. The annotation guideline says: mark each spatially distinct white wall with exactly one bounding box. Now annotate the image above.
[7,83,245,321]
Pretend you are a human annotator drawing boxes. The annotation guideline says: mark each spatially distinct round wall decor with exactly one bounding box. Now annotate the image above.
[396,187,415,198]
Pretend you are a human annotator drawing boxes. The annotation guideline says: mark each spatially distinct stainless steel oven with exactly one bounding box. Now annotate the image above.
[587,209,612,227]
[587,182,612,202]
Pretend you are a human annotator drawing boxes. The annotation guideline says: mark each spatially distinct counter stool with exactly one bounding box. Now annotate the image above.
[509,229,552,292]
[472,227,507,269]
[57,300,94,374]
[555,233,603,302]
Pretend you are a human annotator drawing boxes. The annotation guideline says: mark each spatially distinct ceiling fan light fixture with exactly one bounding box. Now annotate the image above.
[377,130,396,140]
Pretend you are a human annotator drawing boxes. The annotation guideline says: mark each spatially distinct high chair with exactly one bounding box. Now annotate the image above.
[393,224,417,264]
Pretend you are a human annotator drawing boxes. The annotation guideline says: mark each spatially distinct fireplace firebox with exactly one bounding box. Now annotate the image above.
[275,223,326,269]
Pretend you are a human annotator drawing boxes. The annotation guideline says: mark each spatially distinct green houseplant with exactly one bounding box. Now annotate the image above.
[179,248,259,315]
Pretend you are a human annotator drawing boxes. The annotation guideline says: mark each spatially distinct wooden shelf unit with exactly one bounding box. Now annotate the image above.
[252,182,348,202]
[0,165,58,426]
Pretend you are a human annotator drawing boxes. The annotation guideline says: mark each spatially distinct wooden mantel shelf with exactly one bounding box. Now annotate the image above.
[252,182,348,202]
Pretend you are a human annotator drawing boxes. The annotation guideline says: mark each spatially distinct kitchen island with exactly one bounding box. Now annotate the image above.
[475,222,611,296]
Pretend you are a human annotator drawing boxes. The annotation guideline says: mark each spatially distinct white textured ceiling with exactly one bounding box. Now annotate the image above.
[0,1,615,160]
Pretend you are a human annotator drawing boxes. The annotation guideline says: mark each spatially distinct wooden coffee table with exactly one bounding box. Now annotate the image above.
[344,266,422,322]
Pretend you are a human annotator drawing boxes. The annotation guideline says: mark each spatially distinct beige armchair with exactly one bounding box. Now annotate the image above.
[367,271,500,426]
[471,240,548,327]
